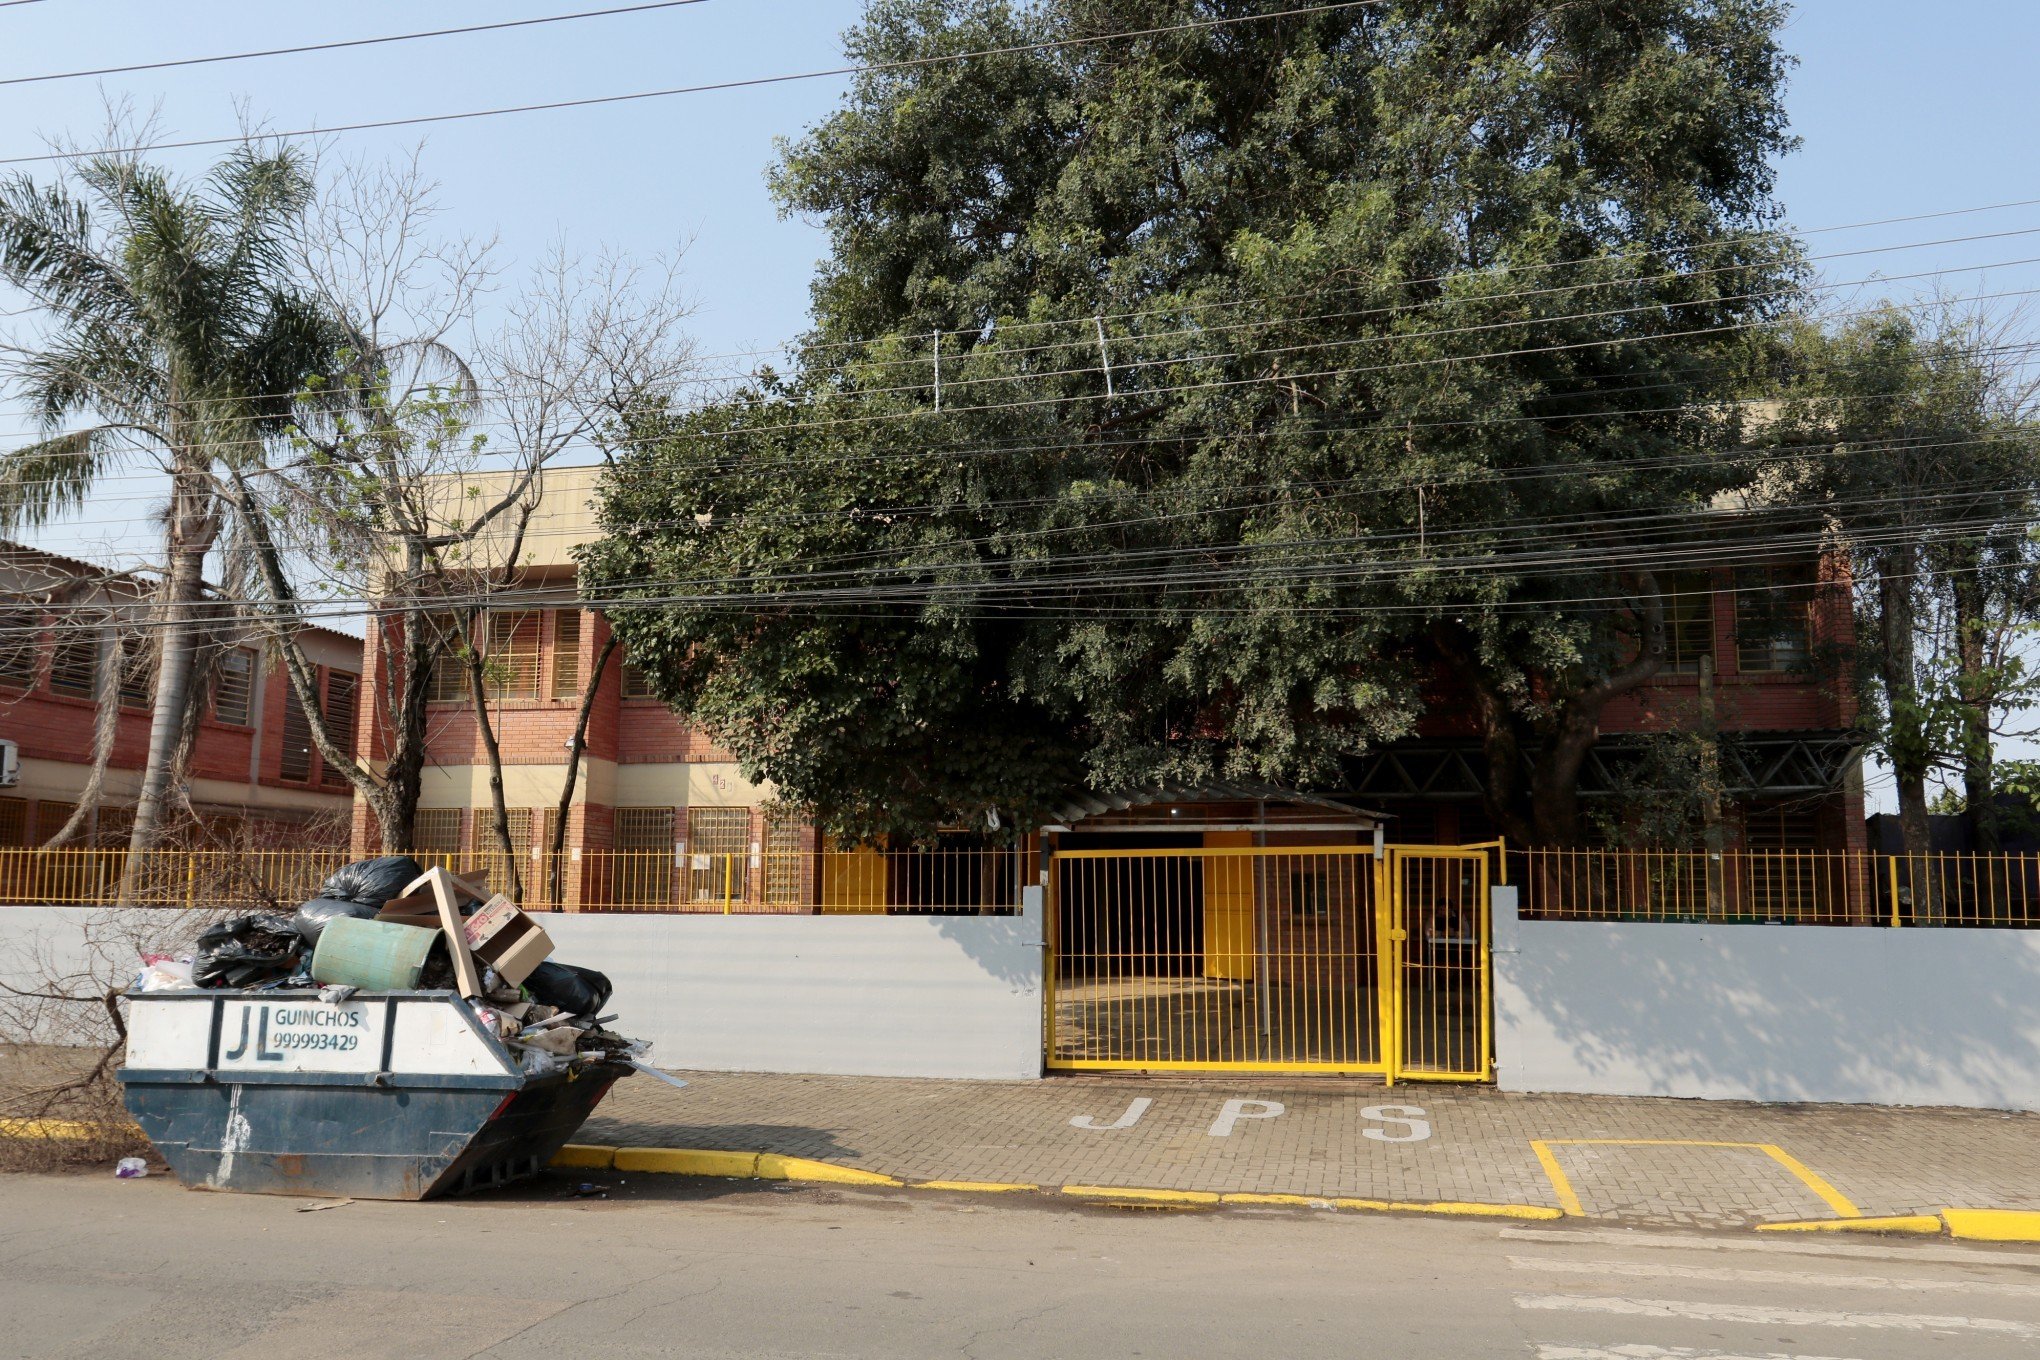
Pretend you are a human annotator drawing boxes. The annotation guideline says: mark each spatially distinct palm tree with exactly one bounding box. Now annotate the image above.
[0,144,334,877]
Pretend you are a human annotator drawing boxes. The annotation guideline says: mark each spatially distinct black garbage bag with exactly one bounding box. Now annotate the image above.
[192,914,304,989]
[525,961,612,1016]
[316,855,426,908]
[292,896,380,945]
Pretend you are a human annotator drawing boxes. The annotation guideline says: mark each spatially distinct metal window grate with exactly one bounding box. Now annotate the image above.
[687,807,749,902]
[613,807,675,905]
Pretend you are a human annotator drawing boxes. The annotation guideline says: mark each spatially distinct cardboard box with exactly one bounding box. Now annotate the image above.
[461,893,554,986]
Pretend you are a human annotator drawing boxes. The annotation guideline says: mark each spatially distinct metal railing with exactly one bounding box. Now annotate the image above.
[0,846,1023,915]
[1516,848,2040,927]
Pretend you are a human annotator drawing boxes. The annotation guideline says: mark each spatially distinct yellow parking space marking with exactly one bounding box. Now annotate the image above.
[1529,1140,1863,1220]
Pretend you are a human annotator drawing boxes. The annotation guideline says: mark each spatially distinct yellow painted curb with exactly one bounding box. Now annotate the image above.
[0,1117,104,1141]
[1334,1197,1565,1221]
[552,1144,618,1170]
[754,1153,901,1187]
[1062,1185,1223,1205]
[915,1180,1039,1194]
[1222,1192,1335,1209]
[1944,1209,2040,1243]
[1757,1215,1943,1236]
[613,1147,761,1178]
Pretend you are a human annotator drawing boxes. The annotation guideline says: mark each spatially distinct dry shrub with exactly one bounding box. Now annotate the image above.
[1,831,355,1172]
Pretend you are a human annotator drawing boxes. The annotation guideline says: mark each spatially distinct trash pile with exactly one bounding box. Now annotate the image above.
[133,855,672,1084]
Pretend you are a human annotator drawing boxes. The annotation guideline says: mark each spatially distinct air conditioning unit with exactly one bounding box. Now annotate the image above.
[0,740,17,787]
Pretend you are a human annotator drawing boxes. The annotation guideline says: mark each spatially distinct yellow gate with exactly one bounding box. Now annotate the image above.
[1045,843,1492,1080]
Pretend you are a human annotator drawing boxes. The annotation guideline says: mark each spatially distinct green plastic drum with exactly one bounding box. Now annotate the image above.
[311,916,440,991]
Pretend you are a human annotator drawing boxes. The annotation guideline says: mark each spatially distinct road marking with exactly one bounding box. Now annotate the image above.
[1509,1255,2040,1298]
[1359,1104,1432,1143]
[1069,1097,1152,1131]
[1535,1347,1864,1360]
[1208,1099,1284,1137]
[1529,1140,1862,1220]
[1515,1294,2040,1337]
[1501,1226,2040,1268]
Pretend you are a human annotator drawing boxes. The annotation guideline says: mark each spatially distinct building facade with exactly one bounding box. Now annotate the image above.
[0,542,363,851]
[358,470,1864,912]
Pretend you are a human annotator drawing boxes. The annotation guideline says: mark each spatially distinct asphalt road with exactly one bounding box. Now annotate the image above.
[4,1171,2040,1359]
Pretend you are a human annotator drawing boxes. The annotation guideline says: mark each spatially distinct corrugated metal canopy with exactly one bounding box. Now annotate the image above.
[1044,781,1386,829]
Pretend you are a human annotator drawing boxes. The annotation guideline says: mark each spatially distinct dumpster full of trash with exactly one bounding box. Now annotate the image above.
[118,862,672,1200]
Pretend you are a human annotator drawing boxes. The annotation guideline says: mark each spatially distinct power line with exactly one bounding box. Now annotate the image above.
[0,1,1393,167]
[8,249,2035,461]
[0,2,710,89]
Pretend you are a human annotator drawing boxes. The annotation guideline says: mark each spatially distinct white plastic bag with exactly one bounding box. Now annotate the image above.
[134,958,196,992]
[114,1157,148,1179]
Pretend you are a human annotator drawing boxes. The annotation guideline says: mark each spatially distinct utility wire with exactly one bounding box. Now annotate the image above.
[0,2,711,89]
[0,2,1395,167]
[6,244,2036,454]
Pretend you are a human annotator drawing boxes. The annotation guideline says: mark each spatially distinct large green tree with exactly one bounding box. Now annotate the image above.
[0,144,333,869]
[1768,306,2040,860]
[587,0,1802,843]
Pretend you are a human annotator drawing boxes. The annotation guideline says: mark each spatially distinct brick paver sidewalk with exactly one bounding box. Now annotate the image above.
[584,1071,2040,1229]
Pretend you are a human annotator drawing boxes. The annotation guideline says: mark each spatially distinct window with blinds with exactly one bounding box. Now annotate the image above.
[550,610,582,698]
[1735,565,1814,673]
[49,624,98,699]
[1661,570,1715,674]
[118,634,154,708]
[620,658,656,699]
[427,615,471,703]
[488,611,541,700]
[688,806,750,901]
[279,680,314,782]
[320,672,359,789]
[0,610,39,689]
[213,648,255,725]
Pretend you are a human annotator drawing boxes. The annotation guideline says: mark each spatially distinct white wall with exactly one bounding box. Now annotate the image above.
[1494,890,2040,1111]
[0,906,1046,1079]
[0,905,212,1045]
[544,913,1043,1081]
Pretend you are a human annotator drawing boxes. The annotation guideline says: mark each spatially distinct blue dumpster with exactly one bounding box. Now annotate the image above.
[118,989,629,1199]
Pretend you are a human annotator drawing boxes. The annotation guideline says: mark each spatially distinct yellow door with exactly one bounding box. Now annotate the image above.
[1202,831,1256,980]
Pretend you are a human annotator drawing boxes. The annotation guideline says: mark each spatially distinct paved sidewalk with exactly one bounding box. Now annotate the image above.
[584,1072,2040,1230]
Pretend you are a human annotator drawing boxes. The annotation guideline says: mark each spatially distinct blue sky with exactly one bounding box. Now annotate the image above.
[4,1,2038,805]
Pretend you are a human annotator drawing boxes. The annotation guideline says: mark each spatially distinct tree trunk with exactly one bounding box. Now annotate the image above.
[1526,572,1670,845]
[1879,546,1933,857]
[1948,548,1996,851]
[43,621,120,848]
[121,465,216,901]
[460,616,521,900]
[548,630,618,909]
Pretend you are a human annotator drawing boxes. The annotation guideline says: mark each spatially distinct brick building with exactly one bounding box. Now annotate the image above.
[1349,556,1866,857]
[0,542,363,850]
[348,468,810,908]
[359,469,1864,912]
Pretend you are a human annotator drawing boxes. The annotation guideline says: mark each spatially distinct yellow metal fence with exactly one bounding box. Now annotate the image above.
[1516,849,2040,927]
[0,847,1022,915]
[1046,844,1492,1081]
